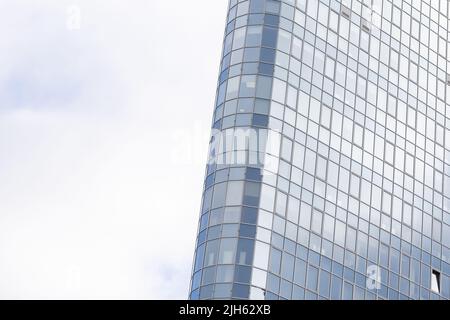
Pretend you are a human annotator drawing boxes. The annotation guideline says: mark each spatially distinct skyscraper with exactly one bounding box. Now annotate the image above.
[189,0,450,300]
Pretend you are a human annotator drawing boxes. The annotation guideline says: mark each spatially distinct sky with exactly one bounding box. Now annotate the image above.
[0,0,228,299]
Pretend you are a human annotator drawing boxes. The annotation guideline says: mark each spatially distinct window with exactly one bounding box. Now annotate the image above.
[272,78,287,103]
[294,258,307,286]
[319,271,331,298]
[249,0,264,13]
[325,57,335,79]
[316,156,327,180]
[226,181,244,206]
[321,105,331,128]
[194,244,206,272]
[231,49,244,65]
[311,210,323,234]
[309,98,321,123]
[234,265,252,284]
[212,183,227,208]
[240,75,256,97]
[350,174,360,198]
[431,270,441,294]
[253,241,270,269]
[243,182,260,206]
[223,207,241,224]
[269,248,281,274]
[226,76,240,100]
[218,239,237,264]
[329,10,338,32]
[302,42,314,67]
[256,76,272,99]
[340,6,351,19]
[232,284,250,298]
[306,265,319,291]
[306,0,318,18]
[281,252,295,280]
[202,266,216,285]
[246,26,262,47]
[334,220,346,247]
[233,27,246,50]
[297,90,310,116]
[277,29,292,53]
[292,37,303,60]
[236,239,254,265]
[353,124,363,147]
[261,27,278,48]
[265,0,280,14]
[275,191,287,217]
[331,275,342,299]
[287,196,300,224]
[204,240,220,266]
[318,2,328,26]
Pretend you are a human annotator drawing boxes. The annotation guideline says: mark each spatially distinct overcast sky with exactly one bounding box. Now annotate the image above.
[0,0,228,299]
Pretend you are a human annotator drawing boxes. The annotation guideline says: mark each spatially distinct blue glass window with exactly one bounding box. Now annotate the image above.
[261,27,278,48]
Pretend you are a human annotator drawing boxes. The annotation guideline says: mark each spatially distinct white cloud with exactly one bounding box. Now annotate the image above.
[0,0,228,299]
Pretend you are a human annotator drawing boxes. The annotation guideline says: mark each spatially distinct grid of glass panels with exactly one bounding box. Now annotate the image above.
[189,0,450,300]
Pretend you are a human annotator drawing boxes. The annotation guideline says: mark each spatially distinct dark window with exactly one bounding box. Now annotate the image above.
[259,63,274,75]
[253,114,269,127]
[235,239,254,265]
[361,19,371,33]
[241,206,258,224]
[264,14,280,26]
[231,284,249,299]
[261,27,278,48]
[245,167,262,181]
[260,48,276,63]
[431,270,441,294]
[234,265,252,284]
[243,181,261,206]
[239,224,256,238]
[341,6,351,19]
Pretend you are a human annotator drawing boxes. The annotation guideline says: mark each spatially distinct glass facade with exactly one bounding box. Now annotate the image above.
[189,0,450,300]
